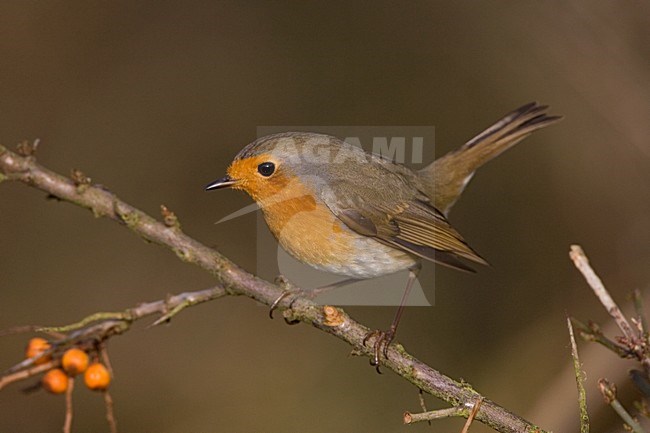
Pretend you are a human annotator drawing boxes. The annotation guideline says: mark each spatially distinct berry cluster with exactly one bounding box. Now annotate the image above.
[25,337,111,394]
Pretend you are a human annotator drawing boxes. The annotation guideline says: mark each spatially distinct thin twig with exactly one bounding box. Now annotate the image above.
[104,390,118,433]
[99,344,114,377]
[610,400,645,433]
[570,246,650,376]
[598,379,644,433]
[461,397,484,433]
[569,245,635,341]
[632,289,648,338]
[0,144,547,433]
[36,312,130,334]
[569,318,631,358]
[1,286,227,378]
[63,377,74,433]
[0,325,44,337]
[0,361,56,391]
[417,389,432,425]
[567,318,589,433]
[404,406,465,424]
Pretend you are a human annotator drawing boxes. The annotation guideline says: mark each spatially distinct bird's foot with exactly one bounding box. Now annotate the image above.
[269,275,315,324]
[363,328,396,374]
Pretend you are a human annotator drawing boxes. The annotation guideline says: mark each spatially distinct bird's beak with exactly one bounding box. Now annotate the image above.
[205,175,238,190]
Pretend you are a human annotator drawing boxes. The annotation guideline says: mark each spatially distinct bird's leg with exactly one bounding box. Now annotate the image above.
[269,277,359,321]
[310,278,360,297]
[363,263,421,372]
[270,277,359,320]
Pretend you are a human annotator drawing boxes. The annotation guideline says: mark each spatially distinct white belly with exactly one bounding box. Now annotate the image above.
[305,236,417,279]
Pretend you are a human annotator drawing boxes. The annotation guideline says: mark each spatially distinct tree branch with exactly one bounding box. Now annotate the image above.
[0,143,545,433]
[569,246,635,342]
[570,245,650,372]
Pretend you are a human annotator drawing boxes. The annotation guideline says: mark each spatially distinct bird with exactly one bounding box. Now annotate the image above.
[206,102,561,368]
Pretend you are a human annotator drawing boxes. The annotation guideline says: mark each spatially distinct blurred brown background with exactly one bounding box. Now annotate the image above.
[1,2,649,432]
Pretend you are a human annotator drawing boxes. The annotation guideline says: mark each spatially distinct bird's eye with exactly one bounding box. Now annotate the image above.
[257,162,275,177]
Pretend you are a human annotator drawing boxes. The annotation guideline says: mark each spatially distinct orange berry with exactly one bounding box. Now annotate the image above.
[62,348,89,376]
[42,368,68,394]
[25,337,51,365]
[84,362,111,390]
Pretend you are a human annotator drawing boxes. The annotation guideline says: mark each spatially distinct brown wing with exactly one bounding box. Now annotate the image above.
[328,194,487,272]
[390,202,487,267]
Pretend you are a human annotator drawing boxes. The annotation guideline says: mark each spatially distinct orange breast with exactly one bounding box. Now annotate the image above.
[259,179,357,268]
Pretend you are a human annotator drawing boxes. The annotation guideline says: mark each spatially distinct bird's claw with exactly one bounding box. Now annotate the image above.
[363,329,395,373]
[269,276,304,324]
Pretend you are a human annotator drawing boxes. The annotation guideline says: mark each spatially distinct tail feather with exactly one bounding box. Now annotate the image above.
[419,102,562,215]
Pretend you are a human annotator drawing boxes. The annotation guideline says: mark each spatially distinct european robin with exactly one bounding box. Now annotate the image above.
[206,102,561,367]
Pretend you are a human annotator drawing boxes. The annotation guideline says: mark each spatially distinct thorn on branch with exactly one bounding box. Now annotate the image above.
[151,298,188,327]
